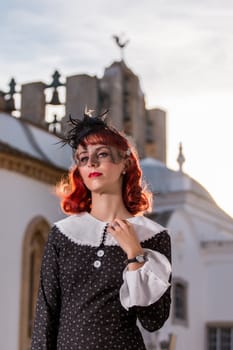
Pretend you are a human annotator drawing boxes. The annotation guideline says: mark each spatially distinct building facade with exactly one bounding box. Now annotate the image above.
[0,61,233,350]
[141,158,233,350]
[0,112,71,350]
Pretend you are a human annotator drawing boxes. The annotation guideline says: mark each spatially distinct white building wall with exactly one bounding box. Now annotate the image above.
[0,169,65,350]
[155,200,233,350]
[204,259,233,321]
[185,205,233,324]
[162,209,207,350]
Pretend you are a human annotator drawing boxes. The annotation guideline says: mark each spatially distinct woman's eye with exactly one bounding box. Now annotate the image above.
[79,156,88,164]
[97,152,109,158]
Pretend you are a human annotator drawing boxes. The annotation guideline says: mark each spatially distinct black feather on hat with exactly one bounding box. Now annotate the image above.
[60,109,119,151]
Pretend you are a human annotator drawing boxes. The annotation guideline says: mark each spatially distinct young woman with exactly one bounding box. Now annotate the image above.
[31,111,172,350]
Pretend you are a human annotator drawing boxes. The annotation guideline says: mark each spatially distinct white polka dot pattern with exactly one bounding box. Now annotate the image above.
[31,220,171,349]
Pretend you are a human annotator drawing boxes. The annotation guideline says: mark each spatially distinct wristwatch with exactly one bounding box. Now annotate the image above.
[125,253,146,265]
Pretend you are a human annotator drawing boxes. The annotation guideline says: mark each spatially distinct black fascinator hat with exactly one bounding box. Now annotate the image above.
[60,108,131,160]
[61,109,120,152]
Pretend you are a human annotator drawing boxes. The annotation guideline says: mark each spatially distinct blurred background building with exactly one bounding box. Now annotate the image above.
[0,58,233,350]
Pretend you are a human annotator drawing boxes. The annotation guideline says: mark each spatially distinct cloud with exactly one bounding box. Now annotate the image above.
[1,0,233,99]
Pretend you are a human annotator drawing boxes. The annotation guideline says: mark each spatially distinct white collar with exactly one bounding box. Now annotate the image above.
[55,212,166,247]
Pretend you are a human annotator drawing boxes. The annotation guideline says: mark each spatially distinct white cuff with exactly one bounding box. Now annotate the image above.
[119,249,171,310]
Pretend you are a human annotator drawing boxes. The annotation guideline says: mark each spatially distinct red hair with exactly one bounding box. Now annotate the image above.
[56,128,152,215]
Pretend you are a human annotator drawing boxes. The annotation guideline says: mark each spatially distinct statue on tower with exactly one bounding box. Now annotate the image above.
[112,33,130,61]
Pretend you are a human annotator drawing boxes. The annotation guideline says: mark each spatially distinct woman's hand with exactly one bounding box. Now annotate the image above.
[107,218,145,270]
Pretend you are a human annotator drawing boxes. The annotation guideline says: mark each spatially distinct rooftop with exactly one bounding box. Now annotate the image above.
[0,112,71,170]
[140,157,215,204]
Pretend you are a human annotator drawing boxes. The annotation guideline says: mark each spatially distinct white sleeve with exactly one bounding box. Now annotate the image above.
[119,249,171,311]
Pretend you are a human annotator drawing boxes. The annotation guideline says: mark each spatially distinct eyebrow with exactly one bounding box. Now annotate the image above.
[76,146,111,156]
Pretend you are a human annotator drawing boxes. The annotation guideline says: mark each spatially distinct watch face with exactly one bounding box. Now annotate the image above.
[136,255,145,263]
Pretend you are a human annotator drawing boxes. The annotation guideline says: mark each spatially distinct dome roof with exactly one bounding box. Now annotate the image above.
[140,157,215,203]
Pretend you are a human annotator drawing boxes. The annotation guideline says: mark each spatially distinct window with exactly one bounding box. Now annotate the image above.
[19,217,50,350]
[174,283,185,319]
[207,326,233,350]
[172,278,188,326]
[28,230,47,338]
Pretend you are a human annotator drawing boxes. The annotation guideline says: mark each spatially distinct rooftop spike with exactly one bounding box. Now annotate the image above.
[177,142,185,172]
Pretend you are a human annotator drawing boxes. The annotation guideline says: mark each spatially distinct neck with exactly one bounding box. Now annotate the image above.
[90,192,133,222]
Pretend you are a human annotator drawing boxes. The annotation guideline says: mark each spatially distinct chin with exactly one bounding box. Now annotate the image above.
[85,180,120,194]
[89,185,114,194]
[85,184,106,193]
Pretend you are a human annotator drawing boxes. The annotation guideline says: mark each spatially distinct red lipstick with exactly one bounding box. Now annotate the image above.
[88,172,102,178]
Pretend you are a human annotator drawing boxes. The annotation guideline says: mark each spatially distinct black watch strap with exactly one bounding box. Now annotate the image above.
[125,253,146,265]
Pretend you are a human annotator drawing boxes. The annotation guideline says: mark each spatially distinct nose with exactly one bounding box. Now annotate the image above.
[87,154,99,167]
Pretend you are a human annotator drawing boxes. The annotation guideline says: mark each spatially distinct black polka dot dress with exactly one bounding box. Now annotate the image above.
[31,213,171,350]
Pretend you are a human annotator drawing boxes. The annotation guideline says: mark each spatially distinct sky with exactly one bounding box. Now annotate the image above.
[0,0,233,217]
